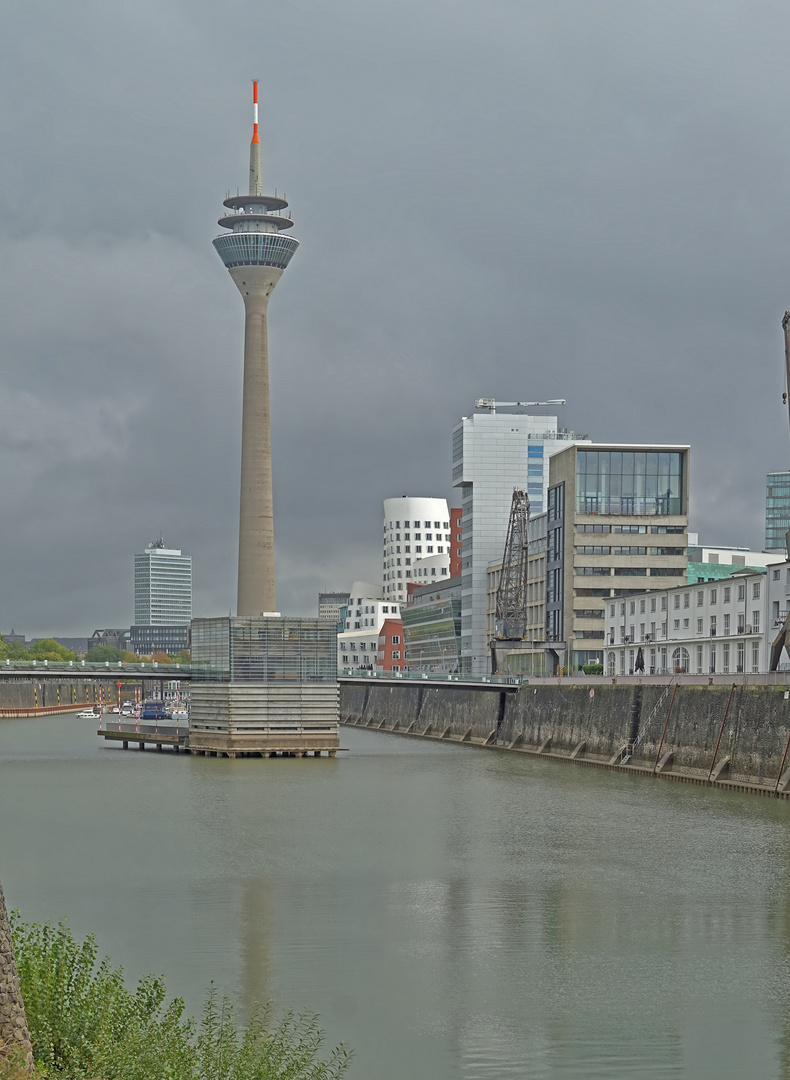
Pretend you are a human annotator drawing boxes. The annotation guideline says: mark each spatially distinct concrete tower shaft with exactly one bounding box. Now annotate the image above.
[213,83,299,617]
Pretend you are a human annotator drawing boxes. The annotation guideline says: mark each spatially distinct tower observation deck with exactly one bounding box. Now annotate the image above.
[213,82,298,617]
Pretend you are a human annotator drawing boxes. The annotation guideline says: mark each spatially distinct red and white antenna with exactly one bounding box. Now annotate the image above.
[249,80,262,196]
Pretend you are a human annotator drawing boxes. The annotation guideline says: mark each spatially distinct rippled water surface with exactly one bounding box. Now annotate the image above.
[2,713,790,1079]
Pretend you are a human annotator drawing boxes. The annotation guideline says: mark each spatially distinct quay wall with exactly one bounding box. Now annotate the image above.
[340,680,790,787]
[0,681,103,711]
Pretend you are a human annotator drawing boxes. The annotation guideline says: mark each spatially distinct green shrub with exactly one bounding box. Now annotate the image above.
[11,917,350,1080]
[581,663,603,675]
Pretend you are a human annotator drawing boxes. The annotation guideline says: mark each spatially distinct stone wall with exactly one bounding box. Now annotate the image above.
[340,680,790,786]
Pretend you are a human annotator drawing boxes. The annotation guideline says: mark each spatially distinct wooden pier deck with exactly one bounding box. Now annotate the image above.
[98,725,189,752]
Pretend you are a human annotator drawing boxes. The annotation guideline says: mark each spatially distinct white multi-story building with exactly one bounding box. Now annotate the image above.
[382,497,453,603]
[133,538,192,626]
[687,535,783,570]
[603,566,790,676]
[452,401,589,674]
[337,581,402,672]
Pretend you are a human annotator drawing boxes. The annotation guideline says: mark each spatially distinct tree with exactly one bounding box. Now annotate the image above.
[10,918,350,1080]
[28,640,77,663]
[85,646,124,663]
[175,650,191,664]
[0,881,33,1072]
[151,652,173,664]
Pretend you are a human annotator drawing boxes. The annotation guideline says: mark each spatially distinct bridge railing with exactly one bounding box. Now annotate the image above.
[0,659,218,677]
[338,668,524,686]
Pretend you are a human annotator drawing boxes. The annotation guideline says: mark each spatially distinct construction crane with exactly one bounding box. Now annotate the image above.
[475,398,566,412]
[494,489,530,643]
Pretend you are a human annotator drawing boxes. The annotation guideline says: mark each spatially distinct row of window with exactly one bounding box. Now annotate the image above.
[607,640,760,675]
[384,545,443,560]
[575,546,685,555]
[384,567,449,580]
[385,533,451,545]
[577,567,684,577]
[672,583,757,609]
[385,520,449,531]
[576,524,684,535]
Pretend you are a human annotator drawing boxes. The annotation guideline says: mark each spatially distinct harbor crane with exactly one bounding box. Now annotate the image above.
[493,489,531,643]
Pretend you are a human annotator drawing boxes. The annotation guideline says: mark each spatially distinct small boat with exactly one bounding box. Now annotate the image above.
[77,708,101,719]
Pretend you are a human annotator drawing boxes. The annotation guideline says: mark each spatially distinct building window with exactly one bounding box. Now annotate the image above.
[752,640,760,673]
[696,645,703,674]
[724,587,731,602]
[683,593,690,608]
[724,614,730,633]
[392,651,400,660]
[752,612,760,633]
[697,618,703,633]
[753,582,761,599]
[674,595,680,610]
[697,591,704,607]
[722,643,730,673]
[673,619,680,630]
[392,635,400,644]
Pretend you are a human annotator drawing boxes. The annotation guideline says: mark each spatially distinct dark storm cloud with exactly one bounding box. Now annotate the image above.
[1,0,788,635]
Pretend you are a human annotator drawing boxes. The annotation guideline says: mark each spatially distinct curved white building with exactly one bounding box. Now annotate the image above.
[383,496,452,603]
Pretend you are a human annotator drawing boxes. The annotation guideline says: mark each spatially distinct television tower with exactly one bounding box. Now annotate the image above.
[213,82,298,616]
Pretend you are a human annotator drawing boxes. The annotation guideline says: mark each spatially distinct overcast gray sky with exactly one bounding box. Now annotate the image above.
[2,0,789,637]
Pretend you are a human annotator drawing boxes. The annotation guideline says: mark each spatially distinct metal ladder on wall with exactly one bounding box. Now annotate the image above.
[618,675,677,764]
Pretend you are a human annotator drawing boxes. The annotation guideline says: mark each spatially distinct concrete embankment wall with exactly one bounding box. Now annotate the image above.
[0,681,99,713]
[340,680,790,792]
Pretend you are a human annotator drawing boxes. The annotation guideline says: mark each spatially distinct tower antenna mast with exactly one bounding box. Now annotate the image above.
[249,80,262,196]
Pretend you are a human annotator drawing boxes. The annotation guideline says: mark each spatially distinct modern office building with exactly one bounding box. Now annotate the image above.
[213,82,298,617]
[318,591,350,626]
[452,401,589,674]
[129,625,190,657]
[546,443,690,672]
[382,497,453,603]
[765,471,790,552]
[401,577,462,672]
[134,538,192,626]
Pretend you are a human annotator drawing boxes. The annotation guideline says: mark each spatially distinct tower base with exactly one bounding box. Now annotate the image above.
[189,682,340,757]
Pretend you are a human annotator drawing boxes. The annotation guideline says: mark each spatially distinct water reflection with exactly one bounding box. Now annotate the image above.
[2,717,790,1079]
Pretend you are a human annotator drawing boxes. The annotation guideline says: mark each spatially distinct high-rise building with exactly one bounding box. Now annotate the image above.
[765,471,790,551]
[133,538,192,626]
[452,401,589,674]
[213,81,298,616]
[382,496,453,603]
[546,443,690,672]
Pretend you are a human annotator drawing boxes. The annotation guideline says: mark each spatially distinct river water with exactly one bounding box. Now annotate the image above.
[2,713,790,1079]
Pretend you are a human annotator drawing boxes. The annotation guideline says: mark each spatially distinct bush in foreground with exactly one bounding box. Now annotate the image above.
[7,918,351,1080]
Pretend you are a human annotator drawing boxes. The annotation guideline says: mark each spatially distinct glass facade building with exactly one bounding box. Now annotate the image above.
[576,451,684,516]
[765,471,790,551]
[191,616,337,683]
[402,582,462,672]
